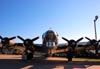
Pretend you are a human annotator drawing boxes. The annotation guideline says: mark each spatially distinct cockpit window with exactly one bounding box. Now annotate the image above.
[42,30,57,40]
[46,32,54,40]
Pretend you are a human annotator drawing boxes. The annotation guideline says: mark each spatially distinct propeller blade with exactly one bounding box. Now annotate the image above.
[62,37,69,42]
[32,36,39,41]
[17,36,24,41]
[77,37,83,42]
[0,36,3,39]
[9,36,16,40]
[85,37,91,41]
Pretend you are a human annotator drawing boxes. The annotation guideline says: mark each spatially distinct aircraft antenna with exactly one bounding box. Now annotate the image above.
[49,27,52,30]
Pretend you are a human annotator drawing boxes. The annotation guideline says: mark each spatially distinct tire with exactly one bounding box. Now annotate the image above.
[22,51,27,61]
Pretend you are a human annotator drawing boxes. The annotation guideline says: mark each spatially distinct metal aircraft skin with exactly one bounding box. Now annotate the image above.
[17,30,84,57]
[1,30,100,58]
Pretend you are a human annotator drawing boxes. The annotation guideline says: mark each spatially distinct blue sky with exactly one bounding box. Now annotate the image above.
[0,0,100,43]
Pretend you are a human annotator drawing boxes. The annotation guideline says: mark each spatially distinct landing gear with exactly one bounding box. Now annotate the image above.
[67,51,73,62]
[22,50,34,62]
[47,49,53,57]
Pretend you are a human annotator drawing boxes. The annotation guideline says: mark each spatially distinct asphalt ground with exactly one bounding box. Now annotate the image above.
[0,55,100,69]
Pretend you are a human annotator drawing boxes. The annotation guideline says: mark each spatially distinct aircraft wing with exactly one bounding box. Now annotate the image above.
[33,43,68,54]
[33,44,44,52]
[57,43,67,50]
[54,42,87,54]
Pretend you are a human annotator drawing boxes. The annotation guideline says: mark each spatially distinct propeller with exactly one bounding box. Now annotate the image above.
[9,37,16,40]
[77,37,83,42]
[62,37,83,43]
[32,36,39,41]
[85,37,97,43]
[85,37,98,46]
[85,37,91,41]
[62,37,69,42]
[17,36,24,41]
[0,36,3,39]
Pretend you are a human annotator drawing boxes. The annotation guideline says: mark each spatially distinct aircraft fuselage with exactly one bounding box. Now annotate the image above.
[42,30,58,56]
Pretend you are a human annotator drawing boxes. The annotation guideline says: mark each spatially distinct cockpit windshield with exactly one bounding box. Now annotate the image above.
[42,30,57,40]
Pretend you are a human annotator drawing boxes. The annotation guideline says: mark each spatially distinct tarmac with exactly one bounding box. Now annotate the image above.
[0,55,100,69]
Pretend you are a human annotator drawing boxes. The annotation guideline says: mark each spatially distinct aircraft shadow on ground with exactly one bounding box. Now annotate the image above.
[0,58,100,69]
